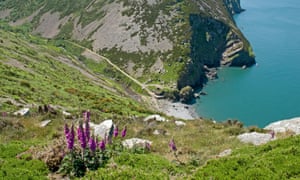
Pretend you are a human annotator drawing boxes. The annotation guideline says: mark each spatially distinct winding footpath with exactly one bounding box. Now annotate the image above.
[66,41,163,109]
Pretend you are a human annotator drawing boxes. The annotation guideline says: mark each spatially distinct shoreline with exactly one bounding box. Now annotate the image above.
[157,99,199,120]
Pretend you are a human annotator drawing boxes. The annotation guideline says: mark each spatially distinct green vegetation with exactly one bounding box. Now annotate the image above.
[194,135,300,179]
[0,141,49,179]
[0,24,151,116]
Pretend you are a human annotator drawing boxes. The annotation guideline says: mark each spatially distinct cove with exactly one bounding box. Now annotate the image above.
[195,0,300,127]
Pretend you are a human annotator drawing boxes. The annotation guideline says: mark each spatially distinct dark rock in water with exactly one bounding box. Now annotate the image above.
[200,91,208,95]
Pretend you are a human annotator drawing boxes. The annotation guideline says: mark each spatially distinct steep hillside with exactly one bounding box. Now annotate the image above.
[0,0,255,96]
[0,23,152,116]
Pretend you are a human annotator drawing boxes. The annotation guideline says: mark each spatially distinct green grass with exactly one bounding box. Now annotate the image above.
[193,135,300,179]
[0,26,151,116]
[0,141,49,179]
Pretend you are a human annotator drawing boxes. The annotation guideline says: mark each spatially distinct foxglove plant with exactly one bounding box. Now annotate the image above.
[67,125,75,150]
[89,135,96,152]
[77,123,86,149]
[83,111,90,141]
[121,126,127,138]
[99,139,106,151]
[113,125,119,137]
[169,138,177,152]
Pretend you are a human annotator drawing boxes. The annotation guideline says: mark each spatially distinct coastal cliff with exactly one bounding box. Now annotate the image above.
[0,0,255,97]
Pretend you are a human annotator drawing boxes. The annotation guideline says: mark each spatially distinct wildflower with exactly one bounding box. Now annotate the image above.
[169,138,177,151]
[89,135,96,152]
[64,123,70,136]
[77,123,87,149]
[64,124,74,150]
[67,124,75,150]
[121,126,127,138]
[113,125,119,137]
[83,110,90,141]
[99,139,106,151]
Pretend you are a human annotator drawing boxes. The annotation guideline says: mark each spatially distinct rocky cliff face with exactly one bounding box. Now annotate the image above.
[0,0,255,93]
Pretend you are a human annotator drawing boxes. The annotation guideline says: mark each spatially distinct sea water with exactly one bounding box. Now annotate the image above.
[195,0,300,127]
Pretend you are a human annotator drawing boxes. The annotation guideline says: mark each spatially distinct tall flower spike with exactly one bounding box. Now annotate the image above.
[84,110,90,141]
[169,138,177,151]
[89,135,96,152]
[77,123,86,149]
[64,124,69,136]
[99,139,106,151]
[113,125,119,137]
[121,126,127,138]
[67,124,75,150]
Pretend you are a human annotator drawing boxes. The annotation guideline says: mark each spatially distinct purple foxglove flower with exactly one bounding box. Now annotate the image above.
[77,123,86,149]
[89,135,96,152]
[85,123,90,141]
[99,140,106,151]
[169,139,177,151]
[64,124,70,136]
[67,125,75,150]
[113,125,118,137]
[121,126,127,138]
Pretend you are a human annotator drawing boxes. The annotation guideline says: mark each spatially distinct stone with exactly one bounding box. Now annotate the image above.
[237,132,273,146]
[93,119,113,138]
[144,114,167,122]
[122,138,152,149]
[40,120,51,127]
[153,129,160,135]
[264,117,300,135]
[62,111,71,116]
[218,149,232,157]
[13,108,30,116]
[175,121,186,127]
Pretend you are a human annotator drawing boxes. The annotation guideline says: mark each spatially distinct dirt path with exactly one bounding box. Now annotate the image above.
[66,41,163,110]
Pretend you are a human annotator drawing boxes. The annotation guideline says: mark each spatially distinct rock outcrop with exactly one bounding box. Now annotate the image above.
[264,117,300,135]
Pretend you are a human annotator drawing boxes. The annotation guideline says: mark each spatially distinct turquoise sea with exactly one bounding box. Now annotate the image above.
[195,0,300,127]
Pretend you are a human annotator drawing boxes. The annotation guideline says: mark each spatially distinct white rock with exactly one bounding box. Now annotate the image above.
[93,119,113,139]
[175,121,186,126]
[264,117,300,135]
[122,138,152,149]
[153,129,160,135]
[62,111,71,116]
[237,132,273,146]
[218,149,232,157]
[144,114,167,122]
[40,120,51,127]
[13,108,30,116]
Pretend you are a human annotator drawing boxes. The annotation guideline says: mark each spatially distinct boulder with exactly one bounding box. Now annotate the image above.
[144,114,167,122]
[237,132,273,146]
[40,120,51,127]
[218,149,232,157]
[62,111,71,116]
[264,117,300,135]
[175,121,186,127]
[13,108,30,116]
[122,138,152,149]
[92,119,113,139]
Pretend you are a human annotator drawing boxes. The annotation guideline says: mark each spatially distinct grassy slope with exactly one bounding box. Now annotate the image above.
[0,23,151,116]
[193,135,300,179]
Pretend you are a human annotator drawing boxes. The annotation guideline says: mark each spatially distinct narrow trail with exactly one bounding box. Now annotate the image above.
[66,41,164,109]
